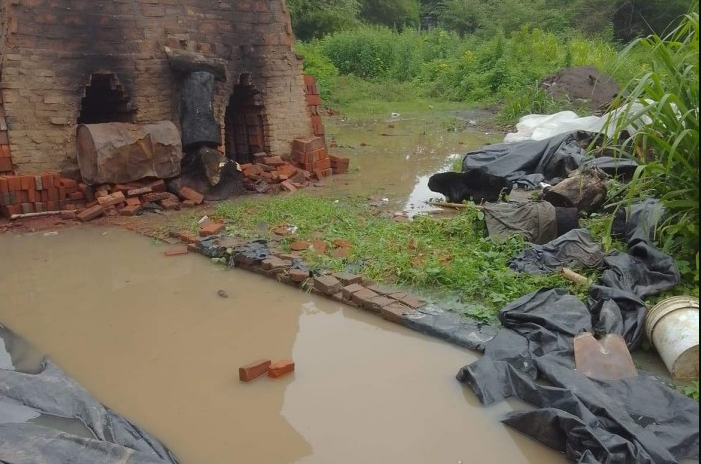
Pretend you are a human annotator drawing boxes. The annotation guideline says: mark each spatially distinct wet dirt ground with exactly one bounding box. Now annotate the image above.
[0,226,568,464]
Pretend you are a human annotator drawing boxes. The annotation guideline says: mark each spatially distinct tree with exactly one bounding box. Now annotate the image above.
[287,0,361,40]
[359,0,420,28]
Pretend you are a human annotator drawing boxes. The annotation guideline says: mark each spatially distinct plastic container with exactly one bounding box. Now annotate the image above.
[645,296,699,380]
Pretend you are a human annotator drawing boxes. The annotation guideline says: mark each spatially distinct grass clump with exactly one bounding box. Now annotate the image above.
[212,194,585,319]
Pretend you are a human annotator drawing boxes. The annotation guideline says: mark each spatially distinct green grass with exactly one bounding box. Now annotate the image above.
[208,194,590,320]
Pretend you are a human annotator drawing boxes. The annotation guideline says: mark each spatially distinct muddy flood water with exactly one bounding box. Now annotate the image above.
[320,113,501,215]
[0,226,568,464]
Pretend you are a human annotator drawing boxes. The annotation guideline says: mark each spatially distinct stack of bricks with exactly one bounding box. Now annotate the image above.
[303,75,325,139]
[0,172,80,218]
[0,175,205,221]
[291,136,332,180]
[0,94,14,175]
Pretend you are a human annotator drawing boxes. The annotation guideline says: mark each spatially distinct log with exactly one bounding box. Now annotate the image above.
[164,47,227,82]
[77,121,183,185]
[543,169,607,212]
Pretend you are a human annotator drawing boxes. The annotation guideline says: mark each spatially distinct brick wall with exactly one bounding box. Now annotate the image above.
[0,0,312,175]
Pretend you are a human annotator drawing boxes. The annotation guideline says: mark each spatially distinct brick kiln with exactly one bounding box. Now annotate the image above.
[0,0,312,177]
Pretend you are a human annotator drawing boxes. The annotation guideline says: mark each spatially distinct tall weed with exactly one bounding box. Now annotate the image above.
[604,13,699,278]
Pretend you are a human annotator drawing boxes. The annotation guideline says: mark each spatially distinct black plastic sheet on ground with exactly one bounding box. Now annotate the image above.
[462,131,593,188]
[457,289,699,464]
[0,325,181,464]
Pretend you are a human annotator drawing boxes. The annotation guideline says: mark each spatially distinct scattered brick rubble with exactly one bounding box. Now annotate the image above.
[0,173,206,221]
[240,136,350,194]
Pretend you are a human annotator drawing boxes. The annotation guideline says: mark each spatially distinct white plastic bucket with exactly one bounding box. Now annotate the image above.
[645,296,699,380]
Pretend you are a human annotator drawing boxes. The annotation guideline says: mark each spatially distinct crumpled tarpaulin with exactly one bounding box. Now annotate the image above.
[0,326,181,464]
[460,215,689,463]
[612,198,666,245]
[457,288,699,464]
[508,229,607,273]
[461,130,640,190]
[462,131,591,189]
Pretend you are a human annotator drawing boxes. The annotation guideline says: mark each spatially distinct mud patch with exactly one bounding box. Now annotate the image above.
[541,66,619,111]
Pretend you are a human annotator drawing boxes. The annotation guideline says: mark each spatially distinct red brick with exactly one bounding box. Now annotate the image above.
[316,158,331,171]
[125,197,142,207]
[288,268,309,283]
[159,199,180,210]
[40,190,48,202]
[20,176,33,190]
[331,247,350,258]
[34,202,46,213]
[97,191,126,207]
[119,204,142,216]
[199,222,224,237]
[365,296,395,313]
[0,157,12,172]
[292,137,325,153]
[60,210,77,220]
[42,174,55,189]
[310,240,327,254]
[46,201,59,211]
[149,179,166,192]
[268,359,295,379]
[172,230,195,244]
[60,178,77,188]
[400,294,425,309]
[351,288,379,307]
[280,181,296,192]
[20,203,34,214]
[290,241,310,251]
[164,245,188,257]
[76,204,105,222]
[0,145,11,158]
[178,186,204,205]
[314,275,341,295]
[127,186,152,197]
[381,303,413,325]
[69,191,85,201]
[341,283,366,300]
[182,200,197,208]
[263,156,285,166]
[333,272,363,285]
[239,359,272,382]
[27,189,37,203]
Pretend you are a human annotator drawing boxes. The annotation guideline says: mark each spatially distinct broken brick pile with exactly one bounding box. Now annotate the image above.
[240,136,350,194]
[1,174,206,221]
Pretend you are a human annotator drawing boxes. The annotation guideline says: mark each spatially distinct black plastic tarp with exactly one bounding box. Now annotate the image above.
[508,229,607,273]
[460,131,640,190]
[462,131,591,188]
[0,326,181,464]
[457,288,699,464]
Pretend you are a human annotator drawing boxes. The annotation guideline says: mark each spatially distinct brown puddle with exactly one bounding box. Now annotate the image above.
[321,115,502,215]
[0,226,568,464]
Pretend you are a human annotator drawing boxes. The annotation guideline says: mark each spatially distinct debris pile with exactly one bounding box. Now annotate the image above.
[1,172,206,221]
[240,136,350,194]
